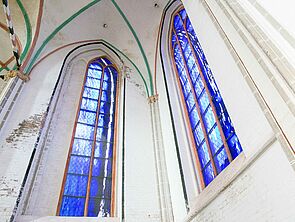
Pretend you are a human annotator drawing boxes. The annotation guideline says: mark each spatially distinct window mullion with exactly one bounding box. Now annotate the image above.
[84,67,106,216]
[182,17,233,163]
[173,28,218,179]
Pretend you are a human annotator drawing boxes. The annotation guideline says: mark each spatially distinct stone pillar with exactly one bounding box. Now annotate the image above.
[149,95,174,222]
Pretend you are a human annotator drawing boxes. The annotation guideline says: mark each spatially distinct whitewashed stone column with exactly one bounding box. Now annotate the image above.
[149,95,174,222]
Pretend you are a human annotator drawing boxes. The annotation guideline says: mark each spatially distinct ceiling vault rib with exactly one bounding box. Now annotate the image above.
[27,39,150,97]
[25,0,102,73]
[15,0,32,69]
[111,0,154,96]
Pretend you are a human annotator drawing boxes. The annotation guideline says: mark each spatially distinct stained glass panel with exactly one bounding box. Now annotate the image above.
[81,98,98,112]
[60,197,85,216]
[72,139,92,156]
[171,7,242,187]
[64,174,88,196]
[60,57,118,217]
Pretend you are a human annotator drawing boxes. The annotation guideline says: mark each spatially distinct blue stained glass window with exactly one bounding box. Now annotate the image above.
[72,139,92,156]
[60,197,85,216]
[189,107,200,129]
[171,8,242,187]
[203,163,215,186]
[64,175,88,196]
[60,57,118,217]
[85,77,101,89]
[68,156,91,175]
[95,142,113,158]
[81,98,98,112]
[214,148,230,174]
[88,68,102,79]
[197,143,210,169]
[83,87,99,100]
[78,110,96,126]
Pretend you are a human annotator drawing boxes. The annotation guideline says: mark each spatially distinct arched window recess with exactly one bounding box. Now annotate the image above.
[57,56,120,217]
[170,7,243,188]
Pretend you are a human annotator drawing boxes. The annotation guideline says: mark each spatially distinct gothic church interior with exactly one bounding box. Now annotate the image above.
[0,0,295,221]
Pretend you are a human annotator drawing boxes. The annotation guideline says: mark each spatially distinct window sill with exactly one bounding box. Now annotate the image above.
[184,135,276,221]
[17,216,119,222]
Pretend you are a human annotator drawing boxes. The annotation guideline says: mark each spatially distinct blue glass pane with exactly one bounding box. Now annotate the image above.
[103,69,111,82]
[60,196,85,216]
[193,123,205,145]
[172,33,177,48]
[81,98,98,112]
[97,114,113,128]
[90,177,112,199]
[96,127,113,142]
[186,18,193,33]
[88,68,102,79]
[197,142,210,169]
[189,106,199,129]
[89,63,102,70]
[63,174,88,196]
[194,76,204,98]
[68,156,91,175]
[220,111,234,140]
[203,163,214,186]
[182,83,191,99]
[102,81,111,91]
[203,107,215,132]
[101,90,115,103]
[179,68,188,85]
[72,139,92,156]
[174,45,185,71]
[100,101,112,115]
[228,134,242,159]
[183,44,192,61]
[179,9,187,21]
[190,64,199,84]
[78,110,96,125]
[104,66,118,82]
[85,77,100,89]
[173,14,182,30]
[92,158,112,178]
[198,91,210,113]
[208,125,223,155]
[95,142,113,158]
[187,54,195,70]
[75,123,94,140]
[212,93,224,117]
[83,87,99,100]
[88,198,100,217]
[88,198,110,217]
[185,92,195,112]
[178,34,188,51]
[96,127,114,143]
[214,148,230,174]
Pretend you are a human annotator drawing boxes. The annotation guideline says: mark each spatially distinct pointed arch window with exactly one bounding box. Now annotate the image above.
[58,57,119,217]
[170,7,242,188]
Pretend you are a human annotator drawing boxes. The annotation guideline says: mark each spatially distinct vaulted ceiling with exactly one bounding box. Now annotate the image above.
[0,0,172,96]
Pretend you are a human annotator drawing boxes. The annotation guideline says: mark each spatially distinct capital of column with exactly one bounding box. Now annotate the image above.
[148,94,159,104]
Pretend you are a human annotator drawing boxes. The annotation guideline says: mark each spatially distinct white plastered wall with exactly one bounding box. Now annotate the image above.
[154,0,295,221]
[0,41,161,222]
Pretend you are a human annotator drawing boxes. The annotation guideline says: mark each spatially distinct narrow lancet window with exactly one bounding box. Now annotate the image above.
[58,57,119,216]
[171,7,242,187]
